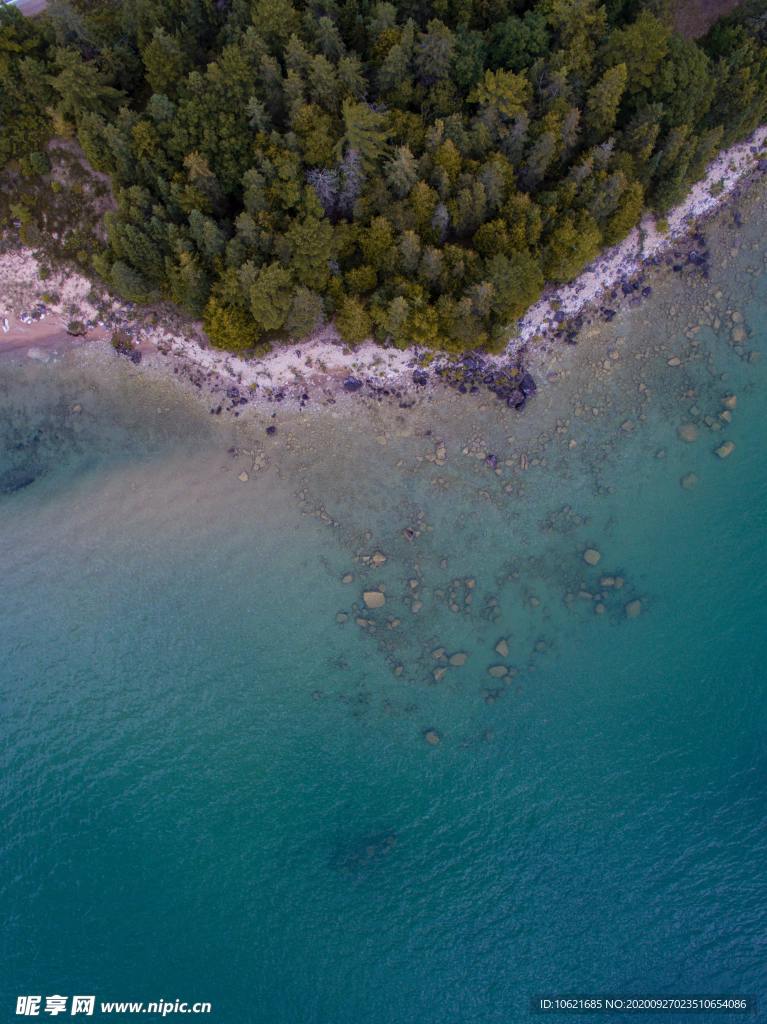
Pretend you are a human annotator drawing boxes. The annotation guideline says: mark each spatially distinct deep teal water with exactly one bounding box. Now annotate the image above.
[2,190,766,1023]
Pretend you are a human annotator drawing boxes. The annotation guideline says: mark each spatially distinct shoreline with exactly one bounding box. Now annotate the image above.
[1,125,765,412]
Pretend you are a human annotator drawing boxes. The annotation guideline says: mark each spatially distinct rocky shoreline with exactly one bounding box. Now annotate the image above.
[1,126,765,418]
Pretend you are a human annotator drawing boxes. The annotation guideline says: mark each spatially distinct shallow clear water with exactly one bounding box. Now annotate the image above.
[2,185,766,1023]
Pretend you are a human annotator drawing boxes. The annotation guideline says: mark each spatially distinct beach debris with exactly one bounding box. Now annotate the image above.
[715,441,735,459]
[362,590,385,609]
[583,547,602,566]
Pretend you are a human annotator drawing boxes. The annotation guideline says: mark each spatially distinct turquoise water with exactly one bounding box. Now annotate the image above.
[2,187,766,1023]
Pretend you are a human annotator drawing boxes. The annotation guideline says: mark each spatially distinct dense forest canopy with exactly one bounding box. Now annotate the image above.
[1,0,766,352]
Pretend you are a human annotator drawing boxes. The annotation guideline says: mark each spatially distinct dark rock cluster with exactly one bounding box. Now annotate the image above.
[435,353,537,409]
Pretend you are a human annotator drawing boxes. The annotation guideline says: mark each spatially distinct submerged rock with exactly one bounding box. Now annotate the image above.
[677,424,698,443]
[625,599,643,619]
[330,832,397,873]
[0,467,37,494]
[681,473,699,490]
[363,590,385,609]
[449,652,468,667]
[495,638,509,658]
[583,548,602,566]
[715,441,735,459]
[424,729,441,746]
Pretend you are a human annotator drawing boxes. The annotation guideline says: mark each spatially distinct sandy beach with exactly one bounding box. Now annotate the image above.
[2,124,765,405]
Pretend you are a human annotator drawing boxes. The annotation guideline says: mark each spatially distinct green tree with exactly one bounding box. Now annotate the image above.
[336,296,371,343]
[584,63,627,140]
[283,215,334,290]
[204,297,262,350]
[249,262,294,332]
[142,28,188,96]
[336,98,390,170]
[386,145,419,197]
[286,287,325,338]
[469,68,531,119]
[543,212,602,282]
[601,11,670,95]
[47,47,124,124]
[487,251,544,324]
